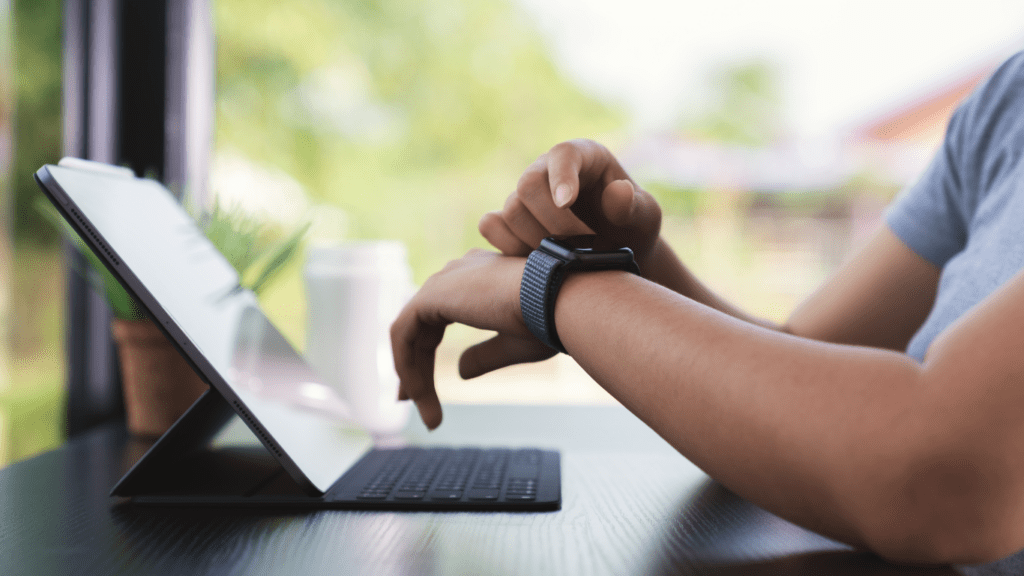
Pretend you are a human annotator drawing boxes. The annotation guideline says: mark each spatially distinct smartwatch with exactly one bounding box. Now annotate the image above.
[520,235,640,354]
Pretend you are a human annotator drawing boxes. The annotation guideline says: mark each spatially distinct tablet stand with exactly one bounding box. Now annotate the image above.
[111,386,304,499]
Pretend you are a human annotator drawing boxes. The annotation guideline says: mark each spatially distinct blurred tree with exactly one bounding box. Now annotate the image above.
[683,59,783,147]
[7,0,63,363]
[214,0,622,277]
[11,0,62,246]
[4,0,64,465]
[2,0,13,393]
[648,60,786,219]
[1,0,10,150]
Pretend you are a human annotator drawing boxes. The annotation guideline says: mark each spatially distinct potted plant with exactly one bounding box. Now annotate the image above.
[39,198,309,437]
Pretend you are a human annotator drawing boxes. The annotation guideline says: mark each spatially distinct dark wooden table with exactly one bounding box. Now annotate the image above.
[1,404,1020,575]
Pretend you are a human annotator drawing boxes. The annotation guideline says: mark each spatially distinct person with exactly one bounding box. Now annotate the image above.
[389,51,1024,565]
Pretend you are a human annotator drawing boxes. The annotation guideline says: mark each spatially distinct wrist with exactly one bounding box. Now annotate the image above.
[636,236,671,279]
[519,236,639,354]
[555,269,639,354]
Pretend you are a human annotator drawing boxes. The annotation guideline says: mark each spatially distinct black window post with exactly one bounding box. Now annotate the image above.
[62,0,212,436]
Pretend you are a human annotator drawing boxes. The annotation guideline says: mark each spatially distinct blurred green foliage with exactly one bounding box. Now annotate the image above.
[198,201,311,294]
[36,196,310,319]
[682,60,782,147]
[10,0,623,261]
[0,382,65,463]
[11,0,62,246]
[4,243,64,466]
[646,182,707,218]
[214,0,622,279]
[1,0,11,148]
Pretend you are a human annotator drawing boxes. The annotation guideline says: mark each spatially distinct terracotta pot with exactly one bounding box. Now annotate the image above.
[111,319,208,438]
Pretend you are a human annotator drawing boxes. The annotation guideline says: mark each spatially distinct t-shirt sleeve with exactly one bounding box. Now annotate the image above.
[884,106,971,268]
[883,51,1024,268]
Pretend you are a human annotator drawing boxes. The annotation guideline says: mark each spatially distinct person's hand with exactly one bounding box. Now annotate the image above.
[479,138,663,276]
[391,250,554,429]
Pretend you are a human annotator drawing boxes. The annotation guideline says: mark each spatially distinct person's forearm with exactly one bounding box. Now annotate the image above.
[642,237,778,330]
[553,270,983,562]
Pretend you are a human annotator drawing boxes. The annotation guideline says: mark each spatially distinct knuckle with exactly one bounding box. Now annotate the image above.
[575,138,602,154]
[514,182,536,203]
[517,163,544,192]
[478,211,499,236]
[502,192,519,213]
[419,270,443,292]
[548,140,577,157]
[437,261,456,275]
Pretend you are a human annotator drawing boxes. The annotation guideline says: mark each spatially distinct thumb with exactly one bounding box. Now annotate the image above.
[601,179,636,227]
[458,334,556,379]
[602,179,660,236]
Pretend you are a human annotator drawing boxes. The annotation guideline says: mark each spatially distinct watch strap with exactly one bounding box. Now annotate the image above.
[520,249,568,353]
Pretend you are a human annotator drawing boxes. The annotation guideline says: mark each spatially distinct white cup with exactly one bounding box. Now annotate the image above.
[303,241,413,433]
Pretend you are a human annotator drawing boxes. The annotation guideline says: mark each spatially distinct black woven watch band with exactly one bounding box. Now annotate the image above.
[520,249,568,353]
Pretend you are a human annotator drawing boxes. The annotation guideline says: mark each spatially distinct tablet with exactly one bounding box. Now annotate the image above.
[36,158,560,510]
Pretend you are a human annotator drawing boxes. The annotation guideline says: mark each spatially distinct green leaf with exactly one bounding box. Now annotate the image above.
[200,201,265,275]
[37,192,311,316]
[196,200,310,294]
[246,221,311,295]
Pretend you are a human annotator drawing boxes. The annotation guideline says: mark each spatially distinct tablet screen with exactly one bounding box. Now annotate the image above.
[39,162,372,494]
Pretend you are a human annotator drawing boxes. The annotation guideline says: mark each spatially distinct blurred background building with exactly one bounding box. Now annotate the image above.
[0,0,1021,465]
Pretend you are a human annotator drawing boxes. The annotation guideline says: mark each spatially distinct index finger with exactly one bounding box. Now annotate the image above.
[390,305,445,430]
[546,141,584,208]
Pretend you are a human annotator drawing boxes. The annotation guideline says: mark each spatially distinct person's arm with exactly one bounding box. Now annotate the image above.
[480,139,941,348]
[556,268,1024,564]
[784,225,940,349]
[391,250,1024,565]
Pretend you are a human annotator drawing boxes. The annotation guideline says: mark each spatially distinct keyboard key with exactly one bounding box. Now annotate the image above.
[429,490,463,500]
[504,493,536,501]
[393,491,426,500]
[467,489,500,501]
[357,492,389,500]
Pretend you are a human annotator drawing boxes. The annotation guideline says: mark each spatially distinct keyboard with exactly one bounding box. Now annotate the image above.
[328,446,560,510]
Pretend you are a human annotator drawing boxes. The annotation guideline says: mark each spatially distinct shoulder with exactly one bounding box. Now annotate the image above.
[882,51,1024,268]
[948,51,1024,159]
[941,51,1024,214]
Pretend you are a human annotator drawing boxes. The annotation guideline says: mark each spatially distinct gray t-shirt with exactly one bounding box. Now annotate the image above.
[885,50,1024,361]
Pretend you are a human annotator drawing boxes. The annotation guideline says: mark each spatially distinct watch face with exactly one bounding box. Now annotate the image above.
[540,235,637,269]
